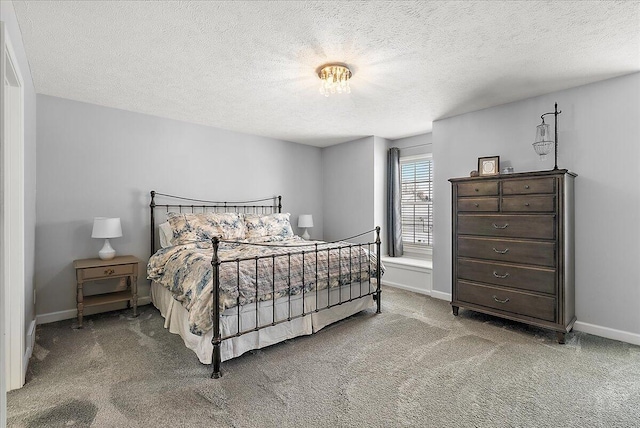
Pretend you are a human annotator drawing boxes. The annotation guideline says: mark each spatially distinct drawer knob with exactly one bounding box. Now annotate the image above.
[524,185,530,189]
[525,203,530,207]
[493,271,510,279]
[492,247,509,254]
[492,223,509,229]
[104,268,115,275]
[493,295,510,304]
[474,203,479,207]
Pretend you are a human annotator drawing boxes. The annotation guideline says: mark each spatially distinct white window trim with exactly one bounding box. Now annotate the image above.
[400,153,433,250]
[400,153,432,163]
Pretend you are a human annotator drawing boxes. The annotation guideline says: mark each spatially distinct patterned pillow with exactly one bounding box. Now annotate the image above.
[244,213,294,239]
[167,212,246,244]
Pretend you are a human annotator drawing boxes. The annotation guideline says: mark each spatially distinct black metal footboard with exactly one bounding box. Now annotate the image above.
[210,227,382,378]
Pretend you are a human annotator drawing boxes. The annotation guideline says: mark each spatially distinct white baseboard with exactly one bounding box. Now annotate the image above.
[419,295,639,345]
[430,290,452,301]
[382,281,430,296]
[574,321,640,346]
[36,308,77,325]
[23,319,36,380]
[36,296,152,325]
[383,281,452,302]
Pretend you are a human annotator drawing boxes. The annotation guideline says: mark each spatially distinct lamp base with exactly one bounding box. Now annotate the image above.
[301,229,310,240]
[98,238,116,260]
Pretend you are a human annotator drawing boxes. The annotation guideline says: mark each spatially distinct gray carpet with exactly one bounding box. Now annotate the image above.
[7,287,640,427]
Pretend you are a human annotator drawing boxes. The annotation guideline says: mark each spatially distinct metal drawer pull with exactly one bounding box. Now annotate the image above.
[524,203,530,207]
[493,295,510,304]
[524,185,530,189]
[493,271,510,278]
[492,223,509,229]
[475,188,479,192]
[474,203,479,207]
[104,268,115,275]
[492,247,509,254]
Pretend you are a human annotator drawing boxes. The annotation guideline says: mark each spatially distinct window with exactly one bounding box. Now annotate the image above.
[400,154,433,250]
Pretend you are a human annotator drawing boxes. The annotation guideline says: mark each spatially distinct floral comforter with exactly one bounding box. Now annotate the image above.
[147,236,384,335]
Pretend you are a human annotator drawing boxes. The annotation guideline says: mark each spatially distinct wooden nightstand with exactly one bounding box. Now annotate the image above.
[73,255,140,328]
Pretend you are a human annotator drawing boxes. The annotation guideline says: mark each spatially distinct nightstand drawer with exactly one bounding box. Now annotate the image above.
[456,181,499,197]
[503,177,555,195]
[457,280,556,322]
[81,263,135,280]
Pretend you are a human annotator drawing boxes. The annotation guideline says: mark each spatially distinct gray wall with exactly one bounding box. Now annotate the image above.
[320,133,432,253]
[321,133,436,255]
[1,0,37,347]
[322,136,375,243]
[389,133,433,157]
[373,136,389,250]
[35,95,323,318]
[433,72,640,335]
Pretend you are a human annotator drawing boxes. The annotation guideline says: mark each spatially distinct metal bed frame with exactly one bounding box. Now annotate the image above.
[150,191,382,378]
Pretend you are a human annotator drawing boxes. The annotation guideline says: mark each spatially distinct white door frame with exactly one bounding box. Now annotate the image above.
[1,20,26,402]
[0,17,4,412]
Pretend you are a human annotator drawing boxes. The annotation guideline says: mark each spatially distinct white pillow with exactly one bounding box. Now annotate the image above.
[159,221,174,248]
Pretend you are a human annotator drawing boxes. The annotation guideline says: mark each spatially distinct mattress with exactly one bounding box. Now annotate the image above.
[151,280,375,364]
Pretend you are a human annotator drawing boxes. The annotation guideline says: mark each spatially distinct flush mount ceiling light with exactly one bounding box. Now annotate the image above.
[317,63,352,97]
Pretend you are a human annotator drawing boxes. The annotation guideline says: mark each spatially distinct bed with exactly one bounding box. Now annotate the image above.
[147,191,383,378]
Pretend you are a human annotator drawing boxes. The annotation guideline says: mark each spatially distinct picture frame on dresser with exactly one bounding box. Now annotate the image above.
[477,156,500,176]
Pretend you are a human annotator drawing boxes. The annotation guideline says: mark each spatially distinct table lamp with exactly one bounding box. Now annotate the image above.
[298,214,313,240]
[92,217,122,260]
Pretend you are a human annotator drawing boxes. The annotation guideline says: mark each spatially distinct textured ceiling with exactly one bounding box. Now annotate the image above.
[12,1,640,147]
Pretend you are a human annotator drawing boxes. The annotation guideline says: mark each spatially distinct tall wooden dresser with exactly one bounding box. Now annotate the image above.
[449,169,576,343]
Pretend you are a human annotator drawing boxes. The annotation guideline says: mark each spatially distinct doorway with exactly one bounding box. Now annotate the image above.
[1,19,26,413]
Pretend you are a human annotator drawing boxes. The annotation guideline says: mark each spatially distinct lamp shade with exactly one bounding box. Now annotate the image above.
[533,121,554,160]
[91,217,122,239]
[298,215,313,228]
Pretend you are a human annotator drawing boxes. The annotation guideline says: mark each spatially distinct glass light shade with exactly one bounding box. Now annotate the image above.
[533,121,554,160]
[318,64,351,97]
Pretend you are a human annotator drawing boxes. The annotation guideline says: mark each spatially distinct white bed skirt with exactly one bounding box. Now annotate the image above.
[151,281,375,364]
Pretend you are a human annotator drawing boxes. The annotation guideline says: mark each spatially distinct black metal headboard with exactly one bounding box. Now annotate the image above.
[149,191,282,254]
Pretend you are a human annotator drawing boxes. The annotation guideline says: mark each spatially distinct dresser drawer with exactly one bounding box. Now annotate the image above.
[502,195,555,212]
[456,181,499,197]
[456,280,556,322]
[503,177,555,195]
[457,197,499,212]
[458,237,555,267]
[457,258,556,294]
[81,263,135,280]
[457,215,555,239]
